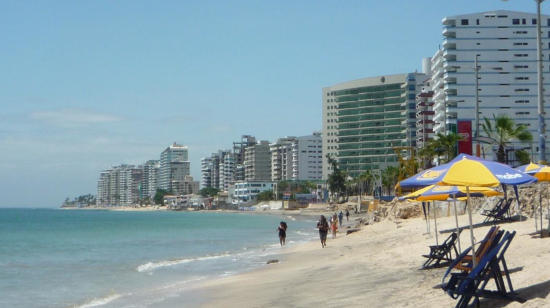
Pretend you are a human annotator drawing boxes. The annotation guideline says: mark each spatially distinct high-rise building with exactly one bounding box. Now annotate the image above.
[142,160,159,199]
[159,142,189,192]
[96,164,143,207]
[244,140,271,181]
[233,135,257,182]
[322,73,426,178]
[270,137,296,181]
[291,132,323,181]
[434,10,550,162]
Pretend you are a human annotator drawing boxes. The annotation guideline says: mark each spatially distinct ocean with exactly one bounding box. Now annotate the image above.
[0,208,318,308]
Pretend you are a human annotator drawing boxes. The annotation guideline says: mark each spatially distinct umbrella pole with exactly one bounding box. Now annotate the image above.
[467,187,477,268]
[453,198,461,253]
[433,202,439,246]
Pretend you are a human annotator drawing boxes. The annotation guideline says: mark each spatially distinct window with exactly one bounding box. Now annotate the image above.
[515,100,530,103]
[514,54,528,57]
[516,111,530,115]
[513,31,527,34]
[522,19,526,25]
[498,15,508,18]
[513,19,520,25]
[461,19,469,25]
[477,19,480,25]
[515,77,530,80]
[515,89,530,92]
[533,18,537,25]
[514,65,529,69]
[513,42,528,46]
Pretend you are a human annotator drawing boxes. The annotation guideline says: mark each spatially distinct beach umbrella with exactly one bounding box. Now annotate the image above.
[400,185,503,254]
[399,154,537,266]
[516,163,550,236]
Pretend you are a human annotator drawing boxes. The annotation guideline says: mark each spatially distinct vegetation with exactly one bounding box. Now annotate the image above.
[256,190,274,202]
[62,194,96,207]
[199,187,220,198]
[153,189,172,206]
[515,149,531,165]
[482,114,533,163]
[326,154,346,201]
[416,132,464,166]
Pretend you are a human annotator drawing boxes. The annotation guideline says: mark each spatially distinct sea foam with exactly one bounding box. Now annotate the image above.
[136,254,230,272]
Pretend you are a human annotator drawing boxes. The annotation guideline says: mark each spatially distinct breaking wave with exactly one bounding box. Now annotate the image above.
[136,253,230,272]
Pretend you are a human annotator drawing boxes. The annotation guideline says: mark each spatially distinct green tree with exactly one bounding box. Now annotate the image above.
[482,114,533,163]
[381,166,399,196]
[430,132,464,164]
[256,190,274,202]
[515,149,531,165]
[326,154,346,201]
[417,142,437,169]
[154,189,172,206]
[199,187,220,198]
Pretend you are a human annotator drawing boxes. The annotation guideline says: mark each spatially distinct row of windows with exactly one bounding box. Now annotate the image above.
[339,98,403,109]
[460,17,550,26]
[336,90,404,102]
[331,84,402,97]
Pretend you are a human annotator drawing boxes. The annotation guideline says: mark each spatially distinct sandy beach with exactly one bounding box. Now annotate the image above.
[192,208,550,308]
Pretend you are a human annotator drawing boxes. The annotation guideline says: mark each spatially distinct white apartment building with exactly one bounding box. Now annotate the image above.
[142,160,159,199]
[290,132,323,181]
[270,137,295,181]
[96,164,142,207]
[244,140,271,181]
[434,10,550,161]
[159,142,189,191]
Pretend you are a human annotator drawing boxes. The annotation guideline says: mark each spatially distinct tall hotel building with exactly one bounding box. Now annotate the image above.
[433,10,550,161]
[159,143,189,192]
[322,73,426,178]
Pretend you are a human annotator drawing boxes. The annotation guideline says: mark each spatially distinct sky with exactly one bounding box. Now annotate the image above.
[0,0,539,208]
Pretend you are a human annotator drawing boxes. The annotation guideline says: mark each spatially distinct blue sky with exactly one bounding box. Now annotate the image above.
[0,0,537,208]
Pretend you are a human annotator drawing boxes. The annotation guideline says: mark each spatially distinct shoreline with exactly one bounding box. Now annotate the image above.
[179,210,550,308]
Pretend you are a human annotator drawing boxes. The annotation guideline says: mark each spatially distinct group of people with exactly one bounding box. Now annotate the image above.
[316,210,350,248]
[276,209,351,248]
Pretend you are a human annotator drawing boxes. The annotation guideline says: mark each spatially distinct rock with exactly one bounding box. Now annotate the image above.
[267,259,279,264]
[346,228,361,235]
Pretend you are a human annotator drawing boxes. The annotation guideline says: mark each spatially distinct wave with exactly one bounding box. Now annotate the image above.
[136,253,230,272]
[73,293,121,308]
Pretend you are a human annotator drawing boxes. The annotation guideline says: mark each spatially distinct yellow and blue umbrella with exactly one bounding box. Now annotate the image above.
[399,154,537,266]
[516,163,550,236]
[400,185,502,252]
[399,154,537,189]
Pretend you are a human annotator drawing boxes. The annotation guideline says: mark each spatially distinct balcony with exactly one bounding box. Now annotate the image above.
[433,77,444,89]
[442,17,456,26]
[442,38,456,49]
[417,110,435,116]
[442,27,456,38]
[443,50,456,61]
[416,119,435,125]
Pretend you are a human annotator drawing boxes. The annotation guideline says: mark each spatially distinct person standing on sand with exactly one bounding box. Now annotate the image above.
[338,211,344,227]
[331,214,338,239]
[345,209,350,222]
[277,221,287,246]
[317,215,328,248]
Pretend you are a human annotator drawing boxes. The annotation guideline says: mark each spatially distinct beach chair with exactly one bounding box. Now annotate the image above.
[422,232,459,269]
[453,226,500,272]
[482,198,513,222]
[441,230,517,308]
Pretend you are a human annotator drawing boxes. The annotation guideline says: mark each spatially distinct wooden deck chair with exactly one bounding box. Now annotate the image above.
[453,226,500,272]
[482,198,513,222]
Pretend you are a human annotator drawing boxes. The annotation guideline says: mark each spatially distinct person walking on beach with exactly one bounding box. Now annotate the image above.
[345,209,350,222]
[317,215,328,248]
[338,211,344,227]
[331,214,338,239]
[277,221,287,246]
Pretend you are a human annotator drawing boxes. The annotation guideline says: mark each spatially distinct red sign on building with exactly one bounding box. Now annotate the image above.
[457,120,473,155]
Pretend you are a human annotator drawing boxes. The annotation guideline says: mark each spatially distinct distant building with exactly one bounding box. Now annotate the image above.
[322,72,426,178]
[270,132,323,181]
[142,160,159,199]
[96,164,143,207]
[233,135,257,182]
[159,142,189,192]
[233,181,276,204]
[244,140,271,181]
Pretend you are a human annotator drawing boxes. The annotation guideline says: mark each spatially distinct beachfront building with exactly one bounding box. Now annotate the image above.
[96,164,143,207]
[219,153,235,192]
[233,181,276,204]
[159,142,189,192]
[322,72,426,179]
[291,132,323,181]
[434,10,550,162]
[270,137,296,181]
[171,175,200,195]
[233,135,257,182]
[142,160,159,199]
[201,149,232,191]
[270,133,323,181]
[244,140,271,181]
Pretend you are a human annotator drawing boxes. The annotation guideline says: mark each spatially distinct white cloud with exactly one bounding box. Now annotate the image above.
[29,108,125,127]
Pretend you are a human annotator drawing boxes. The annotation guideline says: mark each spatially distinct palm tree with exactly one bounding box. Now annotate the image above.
[417,142,437,169]
[430,132,464,164]
[482,114,533,163]
[326,154,346,201]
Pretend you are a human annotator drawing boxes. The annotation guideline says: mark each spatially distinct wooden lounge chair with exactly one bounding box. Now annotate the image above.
[453,226,500,272]
[441,230,518,308]
[422,231,460,269]
[482,198,513,222]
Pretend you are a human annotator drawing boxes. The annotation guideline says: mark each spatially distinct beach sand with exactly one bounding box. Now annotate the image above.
[195,210,550,308]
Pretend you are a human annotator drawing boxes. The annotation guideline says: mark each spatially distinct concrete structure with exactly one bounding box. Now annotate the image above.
[171,175,200,195]
[291,132,323,181]
[434,10,550,162]
[96,164,143,207]
[233,135,257,182]
[322,73,426,178]
[159,143,189,192]
[234,181,276,204]
[270,137,295,181]
[142,160,159,199]
[244,140,271,181]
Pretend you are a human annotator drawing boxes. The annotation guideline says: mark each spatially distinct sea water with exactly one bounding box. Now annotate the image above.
[0,208,318,308]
